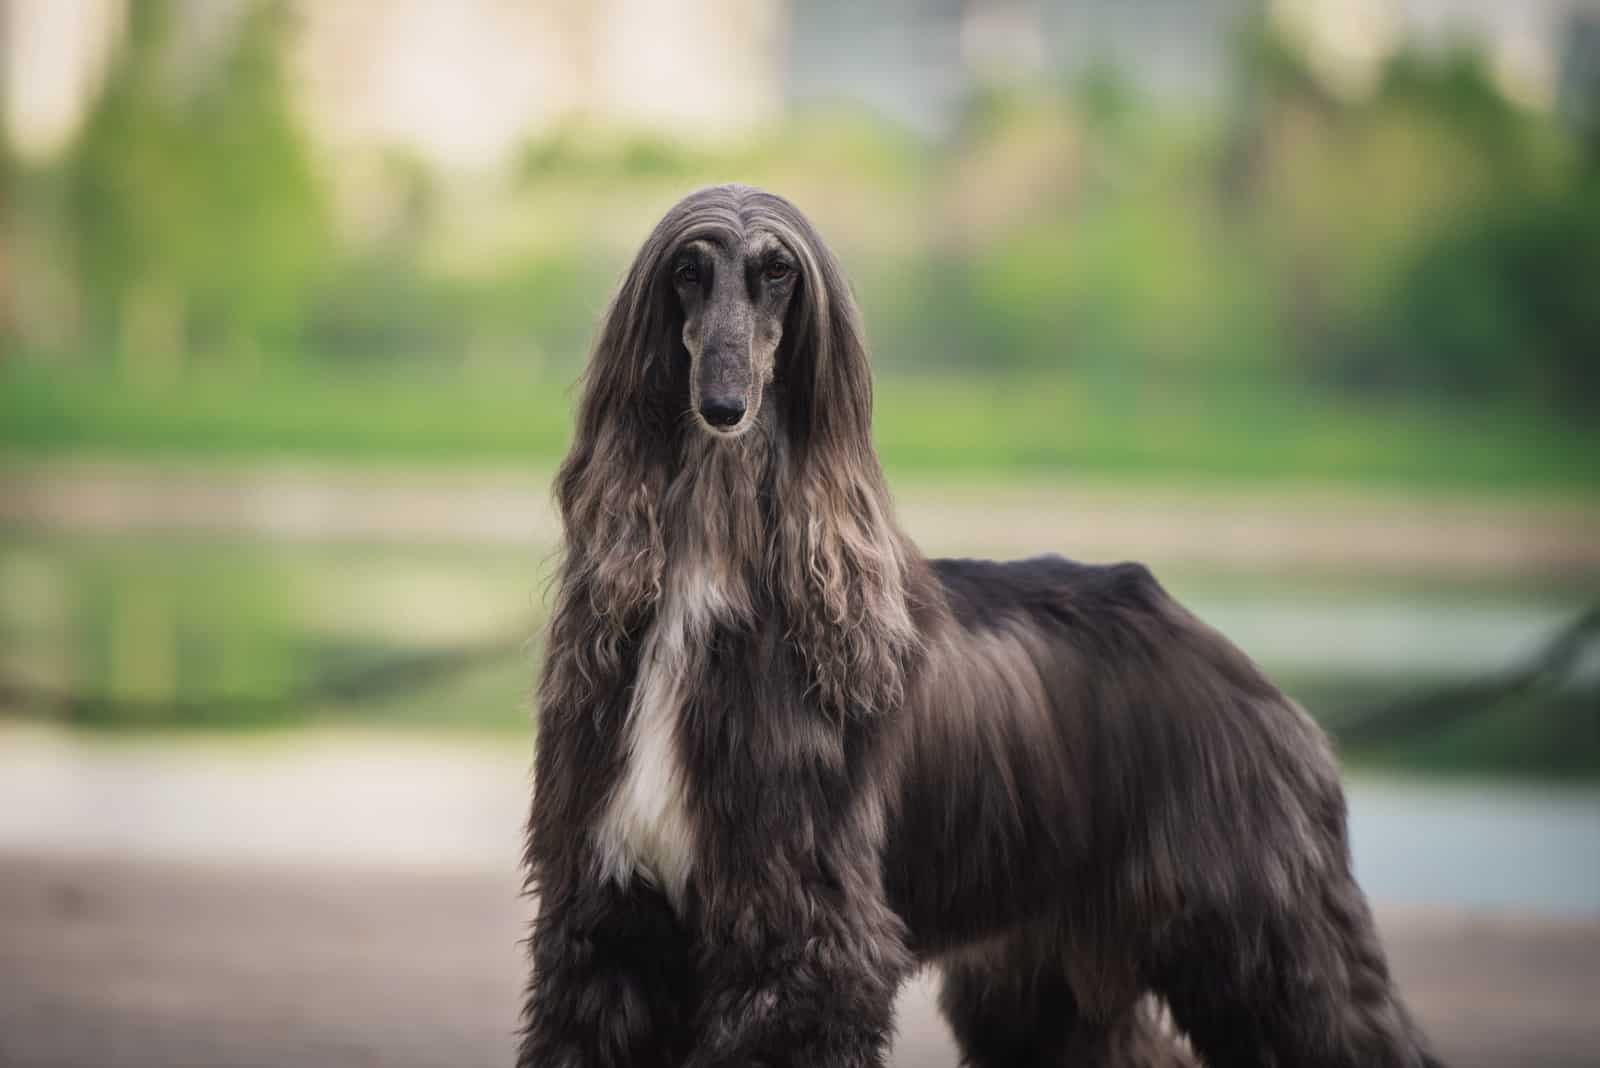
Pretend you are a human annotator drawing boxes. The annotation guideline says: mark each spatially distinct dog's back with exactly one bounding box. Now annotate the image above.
[887,555,1341,960]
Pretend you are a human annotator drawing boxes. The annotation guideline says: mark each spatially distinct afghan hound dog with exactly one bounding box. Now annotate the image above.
[519,184,1443,1068]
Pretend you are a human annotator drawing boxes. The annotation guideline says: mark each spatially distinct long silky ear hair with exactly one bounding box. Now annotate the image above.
[541,199,690,716]
[749,192,923,719]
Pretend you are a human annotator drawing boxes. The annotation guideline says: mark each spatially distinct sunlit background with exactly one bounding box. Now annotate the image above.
[1,2,1597,1066]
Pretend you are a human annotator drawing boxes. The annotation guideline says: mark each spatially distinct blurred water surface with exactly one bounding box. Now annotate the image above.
[0,529,1589,720]
[1,527,1592,758]
[1,522,1596,915]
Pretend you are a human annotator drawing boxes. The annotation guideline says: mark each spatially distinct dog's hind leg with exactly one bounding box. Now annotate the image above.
[937,938,1080,1068]
[937,937,1196,1068]
[1148,868,1442,1068]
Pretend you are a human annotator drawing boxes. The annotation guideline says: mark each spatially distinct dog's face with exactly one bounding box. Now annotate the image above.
[671,231,799,437]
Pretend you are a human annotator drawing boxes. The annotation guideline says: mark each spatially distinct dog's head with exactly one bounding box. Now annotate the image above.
[577,185,875,459]
[668,220,797,437]
[556,186,918,715]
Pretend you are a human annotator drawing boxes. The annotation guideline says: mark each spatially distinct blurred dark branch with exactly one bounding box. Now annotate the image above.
[1327,603,1600,746]
[1,606,1596,740]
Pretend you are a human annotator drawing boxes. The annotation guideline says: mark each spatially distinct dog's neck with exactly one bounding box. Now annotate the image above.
[653,423,779,624]
[562,400,920,717]
[649,416,922,718]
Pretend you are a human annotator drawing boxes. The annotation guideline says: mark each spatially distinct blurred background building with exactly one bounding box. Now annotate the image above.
[0,3,1597,1066]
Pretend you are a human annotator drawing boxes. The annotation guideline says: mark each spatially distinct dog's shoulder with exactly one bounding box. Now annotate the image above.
[931,554,1167,622]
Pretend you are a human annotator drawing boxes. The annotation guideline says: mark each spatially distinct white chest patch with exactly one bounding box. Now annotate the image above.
[593,566,726,910]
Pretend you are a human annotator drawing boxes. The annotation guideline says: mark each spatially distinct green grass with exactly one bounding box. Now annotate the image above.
[3,362,1597,494]
[0,363,576,463]
[877,376,1597,492]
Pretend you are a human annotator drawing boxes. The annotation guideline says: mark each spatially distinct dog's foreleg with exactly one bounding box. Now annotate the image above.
[518,873,698,1068]
[684,856,911,1068]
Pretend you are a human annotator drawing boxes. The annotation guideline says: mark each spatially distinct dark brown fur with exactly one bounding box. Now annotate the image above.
[518,185,1444,1068]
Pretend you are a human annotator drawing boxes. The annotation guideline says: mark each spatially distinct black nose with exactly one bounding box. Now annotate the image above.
[700,396,746,429]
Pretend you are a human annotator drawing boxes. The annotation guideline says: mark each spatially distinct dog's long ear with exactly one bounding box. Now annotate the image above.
[778,228,876,467]
[769,208,920,719]
[570,242,681,458]
[553,232,681,632]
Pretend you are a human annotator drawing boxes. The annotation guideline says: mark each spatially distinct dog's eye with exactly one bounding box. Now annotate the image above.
[764,261,792,283]
[674,261,698,284]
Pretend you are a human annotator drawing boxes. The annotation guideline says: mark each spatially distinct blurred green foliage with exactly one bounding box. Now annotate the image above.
[2,7,1597,458]
[61,0,328,380]
[1288,674,1600,781]
[3,362,1594,493]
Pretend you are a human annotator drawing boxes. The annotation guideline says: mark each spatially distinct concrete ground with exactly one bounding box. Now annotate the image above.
[2,850,1598,1068]
[2,727,1597,1068]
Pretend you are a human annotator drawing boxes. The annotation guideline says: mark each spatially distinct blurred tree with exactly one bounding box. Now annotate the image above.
[65,0,328,381]
[1,5,1588,433]
[0,0,13,360]
[1337,47,1596,413]
[1227,34,1593,410]
[1386,190,1600,416]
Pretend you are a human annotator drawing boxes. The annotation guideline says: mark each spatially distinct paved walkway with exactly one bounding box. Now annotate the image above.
[3,852,1597,1068]
[1,727,1597,1067]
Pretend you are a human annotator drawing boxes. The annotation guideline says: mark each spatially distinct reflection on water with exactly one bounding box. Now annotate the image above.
[1348,778,1600,915]
[1191,595,1595,679]
[0,535,545,728]
[0,532,1593,754]
[1350,777,1600,920]
[0,531,1595,914]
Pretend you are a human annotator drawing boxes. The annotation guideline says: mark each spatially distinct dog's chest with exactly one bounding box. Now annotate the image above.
[593,570,725,910]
